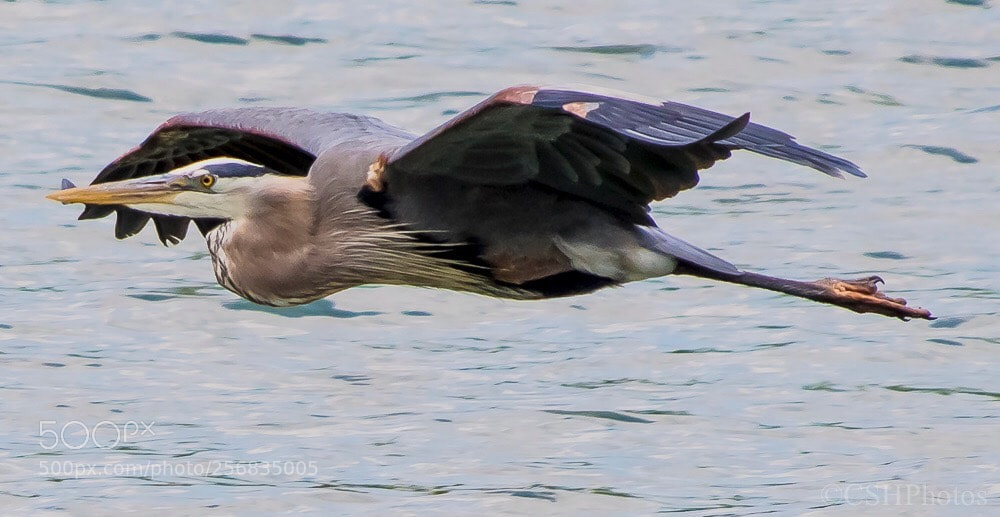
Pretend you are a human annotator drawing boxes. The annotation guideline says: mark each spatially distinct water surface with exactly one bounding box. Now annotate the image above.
[1,0,998,514]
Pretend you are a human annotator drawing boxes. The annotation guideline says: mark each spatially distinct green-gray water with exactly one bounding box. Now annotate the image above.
[2,0,998,514]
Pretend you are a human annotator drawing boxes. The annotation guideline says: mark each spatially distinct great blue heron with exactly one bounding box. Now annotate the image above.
[47,86,932,320]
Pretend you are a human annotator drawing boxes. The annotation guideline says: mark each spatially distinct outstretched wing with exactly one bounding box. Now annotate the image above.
[78,108,412,245]
[386,86,865,223]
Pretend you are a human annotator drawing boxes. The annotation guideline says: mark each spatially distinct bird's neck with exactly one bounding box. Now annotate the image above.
[208,183,329,306]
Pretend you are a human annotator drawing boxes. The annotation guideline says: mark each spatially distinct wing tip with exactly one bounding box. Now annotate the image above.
[78,203,115,221]
[841,161,867,178]
[703,112,751,143]
[811,151,868,179]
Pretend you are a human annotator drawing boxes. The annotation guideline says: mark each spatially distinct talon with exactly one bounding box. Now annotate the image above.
[716,270,934,320]
[849,276,883,289]
[804,275,934,320]
[818,277,879,295]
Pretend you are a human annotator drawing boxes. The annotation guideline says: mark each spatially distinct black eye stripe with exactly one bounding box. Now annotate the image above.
[201,162,268,178]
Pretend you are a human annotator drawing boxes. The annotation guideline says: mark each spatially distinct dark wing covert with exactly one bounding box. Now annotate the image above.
[387,86,865,224]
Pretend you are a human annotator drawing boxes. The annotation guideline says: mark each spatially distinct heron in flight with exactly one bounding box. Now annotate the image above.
[47,86,932,319]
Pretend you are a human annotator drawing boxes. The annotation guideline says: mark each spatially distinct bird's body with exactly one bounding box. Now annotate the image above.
[48,86,933,319]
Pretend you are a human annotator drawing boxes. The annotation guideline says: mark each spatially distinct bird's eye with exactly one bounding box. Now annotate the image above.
[199,174,216,189]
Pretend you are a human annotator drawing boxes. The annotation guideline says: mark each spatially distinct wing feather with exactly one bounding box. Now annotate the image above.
[80,108,413,245]
[386,86,865,225]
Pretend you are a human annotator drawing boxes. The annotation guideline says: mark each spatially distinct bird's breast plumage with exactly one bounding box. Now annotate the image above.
[206,222,240,298]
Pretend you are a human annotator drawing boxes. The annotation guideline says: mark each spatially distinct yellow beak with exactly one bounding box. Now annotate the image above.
[46,176,181,205]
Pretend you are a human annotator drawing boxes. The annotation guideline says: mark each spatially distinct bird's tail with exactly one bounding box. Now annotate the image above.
[635,226,741,276]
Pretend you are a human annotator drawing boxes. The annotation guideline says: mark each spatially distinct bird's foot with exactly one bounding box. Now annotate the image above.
[814,275,934,320]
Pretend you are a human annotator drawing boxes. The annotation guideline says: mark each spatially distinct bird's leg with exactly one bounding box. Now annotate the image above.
[673,264,934,320]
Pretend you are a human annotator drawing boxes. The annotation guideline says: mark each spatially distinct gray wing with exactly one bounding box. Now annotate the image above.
[79,108,411,245]
[386,86,865,224]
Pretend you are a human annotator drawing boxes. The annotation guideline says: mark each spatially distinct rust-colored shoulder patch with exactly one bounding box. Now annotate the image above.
[562,101,601,118]
[492,85,540,105]
[366,153,389,192]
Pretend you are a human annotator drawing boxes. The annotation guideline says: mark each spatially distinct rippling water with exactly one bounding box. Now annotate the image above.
[2,0,998,514]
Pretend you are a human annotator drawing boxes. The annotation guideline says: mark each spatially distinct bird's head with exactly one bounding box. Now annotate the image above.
[46,158,308,220]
